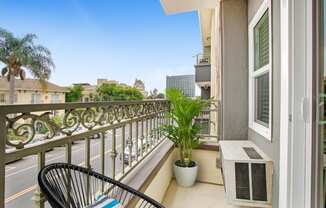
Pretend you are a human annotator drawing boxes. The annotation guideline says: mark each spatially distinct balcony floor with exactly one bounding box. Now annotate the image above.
[162,180,245,208]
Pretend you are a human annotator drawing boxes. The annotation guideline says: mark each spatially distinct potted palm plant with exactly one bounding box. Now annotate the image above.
[161,88,209,187]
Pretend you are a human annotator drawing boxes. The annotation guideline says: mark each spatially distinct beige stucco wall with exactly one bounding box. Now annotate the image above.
[143,149,177,202]
[193,149,223,185]
[248,0,264,22]
[82,86,97,102]
[209,5,222,137]
[0,90,66,117]
[144,148,222,203]
[0,90,65,105]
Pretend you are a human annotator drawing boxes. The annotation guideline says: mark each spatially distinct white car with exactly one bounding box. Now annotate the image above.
[119,138,151,164]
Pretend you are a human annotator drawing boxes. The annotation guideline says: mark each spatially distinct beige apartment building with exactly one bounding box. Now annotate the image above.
[0,78,67,105]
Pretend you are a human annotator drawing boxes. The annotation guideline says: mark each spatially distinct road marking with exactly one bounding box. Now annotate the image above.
[5,185,37,204]
[77,144,122,166]
[5,143,122,203]
[5,131,124,177]
[5,140,101,178]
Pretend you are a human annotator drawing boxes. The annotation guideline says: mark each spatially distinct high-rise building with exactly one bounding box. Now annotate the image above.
[166,75,195,97]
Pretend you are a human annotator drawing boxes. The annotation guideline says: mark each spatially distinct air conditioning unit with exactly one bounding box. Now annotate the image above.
[220,140,273,207]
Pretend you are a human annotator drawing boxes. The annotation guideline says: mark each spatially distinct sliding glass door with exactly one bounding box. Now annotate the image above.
[317,0,325,207]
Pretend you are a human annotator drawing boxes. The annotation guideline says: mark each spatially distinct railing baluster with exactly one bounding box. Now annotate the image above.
[145,118,149,153]
[100,132,105,192]
[110,128,117,179]
[85,137,91,205]
[149,116,153,147]
[85,137,91,169]
[155,115,158,143]
[65,142,73,206]
[135,120,139,161]
[140,119,144,157]
[152,116,156,144]
[33,151,46,208]
[159,113,162,140]
[128,122,133,167]
[0,114,5,208]
[156,114,159,141]
[65,141,72,164]
[121,126,125,174]
[100,132,105,176]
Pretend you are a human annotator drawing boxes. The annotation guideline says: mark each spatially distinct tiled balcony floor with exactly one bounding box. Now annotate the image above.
[162,180,245,208]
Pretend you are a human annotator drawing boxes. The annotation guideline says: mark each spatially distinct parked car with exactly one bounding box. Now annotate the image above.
[119,139,151,165]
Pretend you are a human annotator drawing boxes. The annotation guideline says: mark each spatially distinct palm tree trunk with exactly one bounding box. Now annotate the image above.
[9,73,15,104]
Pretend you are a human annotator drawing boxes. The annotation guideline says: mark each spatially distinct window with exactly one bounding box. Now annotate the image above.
[31,93,41,104]
[51,94,60,103]
[249,1,271,139]
[0,94,6,104]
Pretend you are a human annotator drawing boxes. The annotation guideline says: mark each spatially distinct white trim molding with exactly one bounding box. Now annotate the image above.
[279,0,291,207]
[248,0,272,140]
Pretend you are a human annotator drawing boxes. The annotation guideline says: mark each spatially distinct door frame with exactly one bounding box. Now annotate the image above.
[279,0,318,207]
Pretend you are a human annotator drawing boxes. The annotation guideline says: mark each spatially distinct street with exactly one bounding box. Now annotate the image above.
[4,126,141,208]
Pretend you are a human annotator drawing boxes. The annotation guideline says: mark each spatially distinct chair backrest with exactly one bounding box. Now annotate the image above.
[38,163,165,208]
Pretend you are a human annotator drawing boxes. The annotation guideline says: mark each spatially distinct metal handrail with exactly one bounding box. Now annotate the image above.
[0,100,170,208]
[195,54,210,65]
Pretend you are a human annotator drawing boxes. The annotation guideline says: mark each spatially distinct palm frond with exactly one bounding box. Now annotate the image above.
[0,28,55,97]
[161,88,209,166]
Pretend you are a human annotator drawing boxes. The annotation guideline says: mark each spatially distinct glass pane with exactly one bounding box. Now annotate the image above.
[255,73,269,126]
[254,10,269,71]
[321,1,326,206]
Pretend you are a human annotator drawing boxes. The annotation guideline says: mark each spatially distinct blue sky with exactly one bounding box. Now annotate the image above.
[0,0,201,92]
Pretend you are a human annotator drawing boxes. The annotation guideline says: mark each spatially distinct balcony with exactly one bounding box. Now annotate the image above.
[195,54,211,88]
[0,100,243,208]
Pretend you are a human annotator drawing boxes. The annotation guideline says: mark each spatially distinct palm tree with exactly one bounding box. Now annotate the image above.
[0,28,54,104]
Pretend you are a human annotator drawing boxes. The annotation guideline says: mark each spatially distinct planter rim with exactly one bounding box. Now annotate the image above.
[174,160,198,168]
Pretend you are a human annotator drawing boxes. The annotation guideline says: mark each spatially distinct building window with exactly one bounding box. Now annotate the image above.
[249,1,271,139]
[51,94,60,103]
[31,93,41,104]
[0,94,6,104]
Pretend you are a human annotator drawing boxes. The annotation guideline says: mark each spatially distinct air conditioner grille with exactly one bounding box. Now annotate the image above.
[243,147,263,159]
[252,163,267,201]
[235,163,250,200]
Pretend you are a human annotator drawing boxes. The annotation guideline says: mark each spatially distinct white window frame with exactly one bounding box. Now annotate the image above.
[248,0,272,140]
[31,93,41,104]
[51,93,60,103]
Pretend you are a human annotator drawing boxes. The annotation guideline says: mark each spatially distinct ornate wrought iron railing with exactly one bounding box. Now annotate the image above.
[0,100,169,208]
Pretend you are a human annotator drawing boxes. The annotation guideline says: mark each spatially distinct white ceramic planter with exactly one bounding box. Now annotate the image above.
[173,161,198,187]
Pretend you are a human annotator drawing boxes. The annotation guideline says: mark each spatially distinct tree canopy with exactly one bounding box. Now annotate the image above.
[97,83,143,101]
[66,85,83,102]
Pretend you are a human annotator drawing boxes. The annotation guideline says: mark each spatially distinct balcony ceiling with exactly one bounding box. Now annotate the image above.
[160,0,218,15]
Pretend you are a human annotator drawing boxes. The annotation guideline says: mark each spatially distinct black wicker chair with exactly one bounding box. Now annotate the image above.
[38,163,165,208]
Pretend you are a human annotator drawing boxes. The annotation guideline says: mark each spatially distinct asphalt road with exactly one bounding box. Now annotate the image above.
[4,124,145,208]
